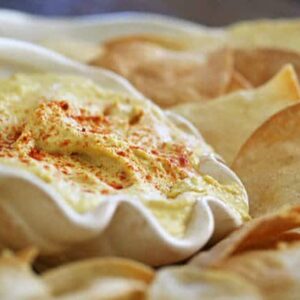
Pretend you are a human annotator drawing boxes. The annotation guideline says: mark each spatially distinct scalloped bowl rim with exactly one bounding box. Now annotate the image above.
[0,35,247,266]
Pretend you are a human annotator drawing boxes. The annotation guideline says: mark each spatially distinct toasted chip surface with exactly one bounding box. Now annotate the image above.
[0,249,49,300]
[148,266,262,300]
[51,277,147,300]
[91,38,233,107]
[100,34,190,51]
[234,48,300,87]
[233,102,300,217]
[172,65,300,164]
[220,242,300,300]
[190,206,300,267]
[189,205,300,300]
[43,258,153,299]
[0,250,153,300]
[43,257,154,296]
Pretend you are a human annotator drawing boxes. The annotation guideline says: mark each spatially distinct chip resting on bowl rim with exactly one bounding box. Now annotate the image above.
[0,38,248,266]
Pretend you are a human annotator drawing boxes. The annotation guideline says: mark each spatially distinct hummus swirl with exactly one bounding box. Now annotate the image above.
[0,73,248,237]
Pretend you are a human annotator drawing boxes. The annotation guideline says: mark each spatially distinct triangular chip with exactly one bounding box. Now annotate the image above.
[189,206,300,298]
[0,250,153,300]
[219,241,300,300]
[0,248,49,299]
[233,102,300,217]
[234,48,300,87]
[90,38,233,107]
[190,205,300,267]
[42,257,154,299]
[162,206,300,300]
[172,65,300,164]
[50,278,147,300]
[148,266,262,300]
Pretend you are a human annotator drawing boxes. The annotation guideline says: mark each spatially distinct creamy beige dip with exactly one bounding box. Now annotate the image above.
[0,73,248,237]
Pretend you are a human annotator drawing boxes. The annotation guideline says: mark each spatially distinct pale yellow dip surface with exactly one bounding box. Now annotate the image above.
[0,74,248,237]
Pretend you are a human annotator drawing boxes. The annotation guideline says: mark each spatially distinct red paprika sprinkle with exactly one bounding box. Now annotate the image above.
[118,171,127,180]
[117,150,126,157]
[60,139,71,147]
[101,189,110,195]
[179,156,188,167]
[109,182,123,190]
[29,148,45,161]
[59,102,69,111]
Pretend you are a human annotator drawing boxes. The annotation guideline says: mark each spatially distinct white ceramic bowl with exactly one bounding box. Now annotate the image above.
[0,26,246,266]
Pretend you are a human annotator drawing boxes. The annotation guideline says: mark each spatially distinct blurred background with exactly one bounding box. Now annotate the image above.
[0,0,299,26]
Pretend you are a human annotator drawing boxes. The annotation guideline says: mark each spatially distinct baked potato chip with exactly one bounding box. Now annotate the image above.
[172,64,300,164]
[0,248,49,300]
[228,19,300,53]
[234,48,300,87]
[90,39,233,107]
[42,257,154,299]
[148,266,262,300]
[191,205,300,267]
[233,102,300,217]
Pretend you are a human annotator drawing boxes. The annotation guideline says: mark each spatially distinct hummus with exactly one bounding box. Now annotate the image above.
[0,73,248,237]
